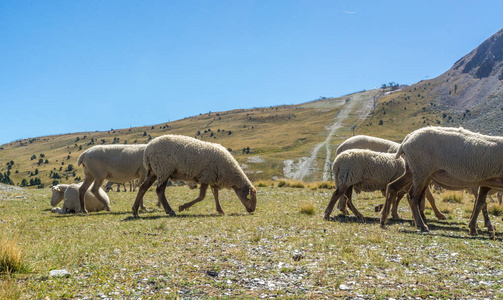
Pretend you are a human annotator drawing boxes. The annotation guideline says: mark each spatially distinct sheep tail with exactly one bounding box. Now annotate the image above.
[395,144,404,159]
[77,152,85,166]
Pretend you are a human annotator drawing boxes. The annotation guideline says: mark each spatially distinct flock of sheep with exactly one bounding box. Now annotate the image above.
[50,126,503,236]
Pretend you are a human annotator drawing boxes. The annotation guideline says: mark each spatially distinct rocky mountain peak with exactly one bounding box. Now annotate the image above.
[452,28,503,79]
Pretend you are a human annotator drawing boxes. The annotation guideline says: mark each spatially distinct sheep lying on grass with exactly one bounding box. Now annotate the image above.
[334,135,446,221]
[382,126,503,235]
[132,135,257,217]
[77,144,147,213]
[325,149,407,222]
[51,182,109,213]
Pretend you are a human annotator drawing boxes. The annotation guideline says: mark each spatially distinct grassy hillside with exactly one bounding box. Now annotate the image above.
[0,90,386,187]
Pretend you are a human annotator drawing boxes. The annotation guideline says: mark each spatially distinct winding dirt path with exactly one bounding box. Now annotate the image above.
[287,93,375,181]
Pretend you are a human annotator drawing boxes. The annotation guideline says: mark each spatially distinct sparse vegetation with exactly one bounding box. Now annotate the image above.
[441,191,464,203]
[0,186,501,298]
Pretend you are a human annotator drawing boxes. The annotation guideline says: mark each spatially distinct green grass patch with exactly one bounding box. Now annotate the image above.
[488,205,503,217]
[441,191,464,203]
[1,186,502,299]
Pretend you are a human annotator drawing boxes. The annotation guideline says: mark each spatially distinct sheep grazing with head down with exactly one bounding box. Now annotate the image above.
[77,144,148,213]
[51,182,109,213]
[132,134,257,217]
[334,135,446,221]
[381,126,503,235]
[325,149,407,222]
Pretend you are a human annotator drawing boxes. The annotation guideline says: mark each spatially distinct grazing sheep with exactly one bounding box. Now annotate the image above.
[132,135,257,217]
[381,126,503,235]
[77,144,148,213]
[334,135,446,221]
[51,182,109,213]
[324,149,407,222]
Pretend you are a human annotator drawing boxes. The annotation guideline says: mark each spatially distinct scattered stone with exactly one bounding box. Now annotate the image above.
[207,270,219,277]
[49,269,70,277]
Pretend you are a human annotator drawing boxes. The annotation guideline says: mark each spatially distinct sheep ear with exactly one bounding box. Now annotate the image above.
[52,186,61,192]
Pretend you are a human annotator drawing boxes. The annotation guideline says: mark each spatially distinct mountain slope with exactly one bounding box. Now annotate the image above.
[359,28,503,137]
[2,28,503,187]
[0,90,379,187]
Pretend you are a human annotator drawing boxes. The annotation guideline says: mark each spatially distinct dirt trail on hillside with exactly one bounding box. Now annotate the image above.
[285,93,374,181]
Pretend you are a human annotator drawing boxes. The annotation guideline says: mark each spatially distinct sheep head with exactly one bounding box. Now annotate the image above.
[50,186,64,206]
[232,186,257,213]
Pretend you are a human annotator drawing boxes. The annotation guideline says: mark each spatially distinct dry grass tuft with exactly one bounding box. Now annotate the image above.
[0,235,26,274]
[300,201,316,215]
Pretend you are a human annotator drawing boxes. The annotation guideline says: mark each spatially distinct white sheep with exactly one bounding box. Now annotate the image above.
[51,182,109,213]
[132,135,257,217]
[381,126,503,235]
[77,144,148,213]
[334,135,446,221]
[335,135,400,155]
[324,149,407,222]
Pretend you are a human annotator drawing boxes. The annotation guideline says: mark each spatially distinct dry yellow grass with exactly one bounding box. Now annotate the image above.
[0,234,26,274]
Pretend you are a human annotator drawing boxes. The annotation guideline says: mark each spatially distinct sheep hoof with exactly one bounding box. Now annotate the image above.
[168,210,176,217]
[178,205,186,212]
[391,214,402,221]
[420,226,429,233]
[374,204,384,213]
[469,228,478,236]
[435,214,447,220]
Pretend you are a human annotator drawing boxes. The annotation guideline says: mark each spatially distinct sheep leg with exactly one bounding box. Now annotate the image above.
[381,166,413,228]
[344,187,365,223]
[324,186,346,220]
[468,186,491,235]
[156,180,176,217]
[391,192,406,220]
[90,178,111,211]
[418,192,427,224]
[425,188,447,220]
[336,195,351,215]
[408,183,429,232]
[78,172,95,214]
[481,202,494,231]
[179,183,209,212]
[211,186,225,215]
[132,172,157,217]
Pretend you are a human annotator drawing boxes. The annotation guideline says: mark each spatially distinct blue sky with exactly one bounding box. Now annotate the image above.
[1,1,502,145]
